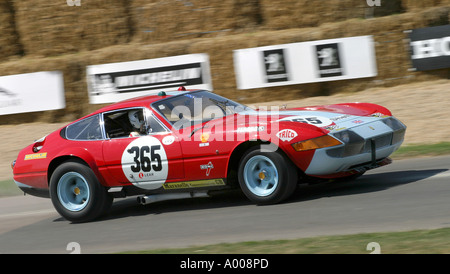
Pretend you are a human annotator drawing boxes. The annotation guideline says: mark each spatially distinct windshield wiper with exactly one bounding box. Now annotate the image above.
[208,98,231,115]
[189,124,208,138]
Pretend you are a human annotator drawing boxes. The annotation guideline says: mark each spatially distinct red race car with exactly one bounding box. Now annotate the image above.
[12,89,406,222]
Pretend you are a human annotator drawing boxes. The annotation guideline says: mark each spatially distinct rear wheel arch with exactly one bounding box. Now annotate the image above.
[48,155,103,187]
[49,159,113,222]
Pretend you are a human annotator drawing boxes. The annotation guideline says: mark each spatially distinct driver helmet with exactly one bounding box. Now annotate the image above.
[128,110,144,129]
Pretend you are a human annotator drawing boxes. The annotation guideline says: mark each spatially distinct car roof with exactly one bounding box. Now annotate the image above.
[91,89,202,115]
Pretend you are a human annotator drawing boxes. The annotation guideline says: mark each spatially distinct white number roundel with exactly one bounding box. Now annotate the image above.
[121,136,168,190]
[280,115,333,127]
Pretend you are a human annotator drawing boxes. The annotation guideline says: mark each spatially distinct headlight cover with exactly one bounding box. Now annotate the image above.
[327,130,366,157]
[292,135,342,152]
[382,117,406,145]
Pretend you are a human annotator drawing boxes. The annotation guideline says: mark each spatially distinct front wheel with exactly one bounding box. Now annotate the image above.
[238,147,298,205]
[49,160,112,223]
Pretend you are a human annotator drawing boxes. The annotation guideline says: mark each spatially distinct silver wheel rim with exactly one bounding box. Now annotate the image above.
[57,172,90,212]
[243,155,279,197]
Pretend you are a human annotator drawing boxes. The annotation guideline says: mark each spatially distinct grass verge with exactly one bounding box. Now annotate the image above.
[391,142,450,159]
[120,227,450,254]
[0,179,22,197]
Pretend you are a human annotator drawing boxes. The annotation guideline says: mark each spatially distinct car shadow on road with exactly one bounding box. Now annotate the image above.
[101,189,252,222]
[287,168,449,203]
[93,168,447,222]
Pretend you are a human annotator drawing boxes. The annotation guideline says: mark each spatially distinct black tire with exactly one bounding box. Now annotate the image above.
[49,160,113,223]
[238,146,298,205]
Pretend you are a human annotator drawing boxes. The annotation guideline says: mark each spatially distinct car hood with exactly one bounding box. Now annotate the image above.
[233,103,391,133]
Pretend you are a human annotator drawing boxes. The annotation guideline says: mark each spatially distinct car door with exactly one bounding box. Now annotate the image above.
[177,117,231,182]
[101,107,184,190]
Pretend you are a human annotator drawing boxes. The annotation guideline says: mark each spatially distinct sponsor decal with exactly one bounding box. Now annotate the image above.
[118,64,200,92]
[200,132,210,143]
[276,129,298,142]
[352,120,364,124]
[0,71,65,116]
[234,36,376,90]
[324,124,338,131]
[87,54,212,104]
[330,114,352,121]
[263,49,289,83]
[236,126,265,133]
[409,25,450,71]
[24,152,47,160]
[91,64,203,95]
[315,43,344,77]
[163,179,225,190]
[371,112,390,118]
[200,161,214,176]
[331,127,347,132]
[199,142,210,147]
[0,87,21,109]
[162,135,175,145]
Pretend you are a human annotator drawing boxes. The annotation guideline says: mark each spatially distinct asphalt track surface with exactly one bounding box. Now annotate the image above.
[1,155,450,254]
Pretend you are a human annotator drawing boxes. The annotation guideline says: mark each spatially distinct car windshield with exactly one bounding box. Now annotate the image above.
[153,90,252,129]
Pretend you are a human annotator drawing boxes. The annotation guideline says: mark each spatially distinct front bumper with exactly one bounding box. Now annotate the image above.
[305,117,406,176]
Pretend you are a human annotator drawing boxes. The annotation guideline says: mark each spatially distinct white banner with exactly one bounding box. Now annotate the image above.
[0,71,65,116]
[234,36,377,89]
[87,54,213,104]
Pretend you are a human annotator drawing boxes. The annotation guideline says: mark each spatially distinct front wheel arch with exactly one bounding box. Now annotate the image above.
[226,141,282,186]
[237,144,298,205]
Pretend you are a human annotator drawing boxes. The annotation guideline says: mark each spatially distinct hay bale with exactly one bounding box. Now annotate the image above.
[259,0,404,30]
[401,0,449,11]
[12,0,131,57]
[0,1,22,61]
[130,0,261,44]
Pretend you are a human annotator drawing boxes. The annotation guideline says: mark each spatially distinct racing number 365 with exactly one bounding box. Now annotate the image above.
[127,145,162,172]
[292,117,322,124]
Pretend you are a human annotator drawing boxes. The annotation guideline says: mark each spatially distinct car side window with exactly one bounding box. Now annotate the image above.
[103,108,167,139]
[104,109,143,138]
[147,113,167,134]
[65,114,103,140]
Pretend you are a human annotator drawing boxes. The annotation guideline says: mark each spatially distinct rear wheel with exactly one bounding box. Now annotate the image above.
[238,146,298,204]
[50,160,112,223]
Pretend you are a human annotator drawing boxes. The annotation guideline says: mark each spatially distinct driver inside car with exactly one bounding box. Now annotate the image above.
[128,110,147,137]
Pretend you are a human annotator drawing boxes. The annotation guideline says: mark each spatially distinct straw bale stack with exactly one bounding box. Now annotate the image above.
[0,1,22,61]
[12,0,131,57]
[130,0,261,44]
[259,0,404,30]
[402,0,450,11]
